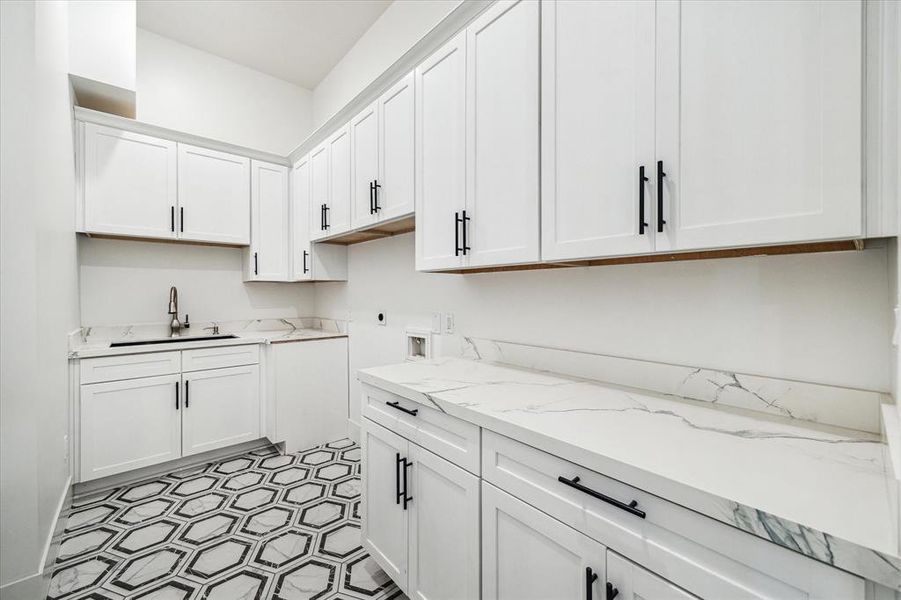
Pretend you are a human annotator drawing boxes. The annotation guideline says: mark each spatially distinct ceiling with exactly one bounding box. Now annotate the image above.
[137,0,393,90]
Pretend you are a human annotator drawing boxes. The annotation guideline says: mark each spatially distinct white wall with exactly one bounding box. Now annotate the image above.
[136,28,313,155]
[68,0,135,91]
[0,0,80,595]
[315,234,894,429]
[78,238,315,326]
[312,0,461,127]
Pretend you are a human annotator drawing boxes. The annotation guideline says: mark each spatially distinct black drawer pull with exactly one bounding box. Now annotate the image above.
[454,211,462,256]
[253,252,258,275]
[586,567,599,600]
[558,475,646,519]
[401,456,412,509]
[185,380,189,408]
[656,160,666,233]
[395,452,402,505]
[461,209,470,255]
[170,206,175,232]
[386,401,418,417]
[180,206,184,233]
[606,582,619,600]
[638,165,649,235]
[373,180,381,212]
[369,181,375,214]
[302,250,309,274]
[175,381,179,410]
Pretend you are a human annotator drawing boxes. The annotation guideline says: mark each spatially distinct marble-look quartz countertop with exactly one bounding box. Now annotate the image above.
[69,317,347,359]
[358,357,901,589]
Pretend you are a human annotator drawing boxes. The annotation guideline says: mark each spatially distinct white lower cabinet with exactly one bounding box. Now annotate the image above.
[482,481,606,600]
[181,364,260,457]
[607,551,695,600]
[361,417,479,599]
[80,374,182,481]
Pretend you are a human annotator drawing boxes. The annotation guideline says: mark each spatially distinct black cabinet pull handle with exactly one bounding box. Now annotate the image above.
[170,206,175,232]
[320,204,325,230]
[180,207,184,233]
[369,181,375,215]
[558,475,646,519]
[402,456,412,509]
[395,452,402,505]
[175,381,179,410]
[386,401,418,416]
[324,205,330,229]
[185,380,189,408]
[374,180,381,212]
[253,252,258,275]
[462,209,471,255]
[656,160,666,233]
[606,582,619,600]
[586,567,599,600]
[638,165,649,235]
[302,250,309,274]
[454,212,462,256]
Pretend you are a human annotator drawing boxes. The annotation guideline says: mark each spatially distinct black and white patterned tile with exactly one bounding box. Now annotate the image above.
[49,440,404,600]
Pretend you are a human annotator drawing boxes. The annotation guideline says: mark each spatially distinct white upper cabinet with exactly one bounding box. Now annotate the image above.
[351,102,380,229]
[378,72,415,222]
[415,32,467,271]
[465,0,540,268]
[248,160,289,281]
[656,0,863,252]
[310,141,330,240]
[177,144,250,245]
[291,155,313,280]
[328,124,352,235]
[83,123,177,239]
[541,0,656,260]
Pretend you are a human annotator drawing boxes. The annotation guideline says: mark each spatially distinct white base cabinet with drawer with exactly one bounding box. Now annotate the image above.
[361,417,480,600]
[77,345,262,482]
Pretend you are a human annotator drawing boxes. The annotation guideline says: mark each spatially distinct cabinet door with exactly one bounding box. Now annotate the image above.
[327,124,352,234]
[541,0,656,260]
[361,419,409,593]
[80,374,181,481]
[177,144,250,245]
[656,0,862,252]
[83,123,177,239]
[181,365,260,457]
[415,32,467,271]
[249,160,289,280]
[482,482,607,600]
[465,0,540,267]
[351,103,380,229]
[290,155,313,281]
[408,445,480,600]
[607,552,697,600]
[310,142,330,241]
[379,72,415,221]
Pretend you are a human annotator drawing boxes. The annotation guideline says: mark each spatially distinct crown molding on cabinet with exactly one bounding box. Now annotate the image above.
[73,106,290,166]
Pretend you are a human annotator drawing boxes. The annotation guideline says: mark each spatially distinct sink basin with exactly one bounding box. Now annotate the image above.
[110,334,238,347]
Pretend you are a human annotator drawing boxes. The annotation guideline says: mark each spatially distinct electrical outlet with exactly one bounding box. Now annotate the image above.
[377,310,387,326]
[431,312,442,334]
[444,312,455,334]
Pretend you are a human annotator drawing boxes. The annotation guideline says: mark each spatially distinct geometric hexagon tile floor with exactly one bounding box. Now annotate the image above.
[48,440,405,600]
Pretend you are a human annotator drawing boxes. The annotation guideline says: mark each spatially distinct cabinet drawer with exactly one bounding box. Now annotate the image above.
[181,344,259,372]
[482,430,863,600]
[80,351,181,384]
[361,384,480,475]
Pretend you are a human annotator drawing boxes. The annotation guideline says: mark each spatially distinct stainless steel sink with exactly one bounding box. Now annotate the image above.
[109,334,238,348]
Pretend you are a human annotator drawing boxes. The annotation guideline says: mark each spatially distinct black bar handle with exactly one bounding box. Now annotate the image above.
[302,250,309,274]
[586,567,599,600]
[558,475,646,519]
[606,582,619,600]
[454,212,462,256]
[369,181,375,214]
[185,380,189,408]
[170,206,175,232]
[320,204,325,230]
[386,401,418,417]
[396,452,402,505]
[656,160,666,233]
[324,204,330,229]
[374,180,381,212]
[175,381,179,410]
[462,209,471,255]
[402,457,413,509]
[254,252,259,275]
[638,166,649,235]
[180,206,184,233]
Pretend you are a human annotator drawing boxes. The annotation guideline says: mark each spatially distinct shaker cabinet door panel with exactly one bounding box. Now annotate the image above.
[656,0,863,251]
[607,552,698,600]
[177,144,250,245]
[80,374,181,481]
[83,123,177,239]
[415,33,467,271]
[351,103,380,229]
[249,160,290,280]
[465,0,540,268]
[379,72,416,221]
[181,365,260,457]
[310,142,330,241]
[291,156,313,280]
[327,125,352,235]
[541,0,656,260]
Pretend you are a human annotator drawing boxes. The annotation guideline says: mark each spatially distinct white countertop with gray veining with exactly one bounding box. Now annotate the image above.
[358,357,900,589]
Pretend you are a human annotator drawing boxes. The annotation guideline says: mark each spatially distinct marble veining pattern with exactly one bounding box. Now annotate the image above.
[358,357,901,590]
[49,442,404,600]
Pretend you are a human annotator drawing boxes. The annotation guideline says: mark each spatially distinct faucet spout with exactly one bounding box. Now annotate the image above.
[168,286,181,337]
